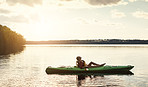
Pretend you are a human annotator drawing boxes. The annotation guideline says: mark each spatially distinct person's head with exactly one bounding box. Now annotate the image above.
[76,56,82,61]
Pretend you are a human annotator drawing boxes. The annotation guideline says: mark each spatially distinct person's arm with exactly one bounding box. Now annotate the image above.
[76,61,78,67]
[83,61,87,67]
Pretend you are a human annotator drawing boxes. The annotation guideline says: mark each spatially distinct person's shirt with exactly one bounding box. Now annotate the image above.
[76,60,87,69]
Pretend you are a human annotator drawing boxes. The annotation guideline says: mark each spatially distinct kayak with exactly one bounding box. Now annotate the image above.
[45,65,134,75]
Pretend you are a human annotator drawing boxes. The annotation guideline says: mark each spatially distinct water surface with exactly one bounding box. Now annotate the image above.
[0,44,148,87]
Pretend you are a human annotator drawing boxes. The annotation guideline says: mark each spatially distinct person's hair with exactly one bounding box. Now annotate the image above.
[76,56,81,60]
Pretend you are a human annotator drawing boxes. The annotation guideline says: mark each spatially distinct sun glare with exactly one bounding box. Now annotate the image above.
[35,22,49,35]
[30,19,55,41]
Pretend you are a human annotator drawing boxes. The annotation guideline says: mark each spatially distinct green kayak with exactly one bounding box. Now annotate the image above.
[46,65,134,75]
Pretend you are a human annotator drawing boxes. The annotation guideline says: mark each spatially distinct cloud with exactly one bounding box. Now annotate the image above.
[60,0,73,1]
[111,9,126,18]
[58,0,128,7]
[0,15,29,23]
[132,10,148,19]
[84,0,125,6]
[128,0,137,2]
[129,0,148,2]
[6,0,42,7]
[77,18,89,24]
[0,8,11,14]
[74,17,123,28]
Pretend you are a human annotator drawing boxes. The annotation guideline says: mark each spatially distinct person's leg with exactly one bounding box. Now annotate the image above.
[87,62,99,66]
[99,63,106,66]
[87,62,106,67]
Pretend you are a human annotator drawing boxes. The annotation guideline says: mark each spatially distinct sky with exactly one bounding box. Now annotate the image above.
[0,0,148,41]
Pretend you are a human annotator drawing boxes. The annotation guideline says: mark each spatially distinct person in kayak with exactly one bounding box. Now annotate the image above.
[76,56,106,69]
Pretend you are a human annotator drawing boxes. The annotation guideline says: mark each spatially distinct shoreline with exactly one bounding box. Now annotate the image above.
[26,39,148,44]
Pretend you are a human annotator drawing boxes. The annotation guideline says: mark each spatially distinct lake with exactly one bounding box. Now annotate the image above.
[0,44,148,87]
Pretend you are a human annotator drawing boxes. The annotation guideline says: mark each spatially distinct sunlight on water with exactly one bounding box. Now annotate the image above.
[0,44,148,87]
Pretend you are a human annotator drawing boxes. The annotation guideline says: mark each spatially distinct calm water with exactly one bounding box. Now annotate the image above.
[0,44,148,87]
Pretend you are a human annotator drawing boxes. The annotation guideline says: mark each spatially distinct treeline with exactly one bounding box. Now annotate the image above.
[0,24,26,55]
[26,39,148,44]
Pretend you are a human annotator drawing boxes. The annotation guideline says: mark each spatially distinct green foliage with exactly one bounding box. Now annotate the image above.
[0,24,26,55]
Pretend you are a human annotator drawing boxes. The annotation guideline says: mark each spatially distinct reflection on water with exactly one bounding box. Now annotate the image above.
[0,55,10,72]
[0,44,148,87]
[77,74,106,87]
[0,46,25,55]
[76,71,134,87]
[46,71,134,87]
[77,75,122,87]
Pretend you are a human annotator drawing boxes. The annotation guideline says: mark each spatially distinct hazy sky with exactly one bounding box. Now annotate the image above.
[0,0,148,40]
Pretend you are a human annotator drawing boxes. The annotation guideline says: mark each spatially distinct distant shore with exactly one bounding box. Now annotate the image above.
[26,39,148,44]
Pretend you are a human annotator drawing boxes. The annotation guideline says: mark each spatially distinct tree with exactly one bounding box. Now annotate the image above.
[0,24,26,55]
